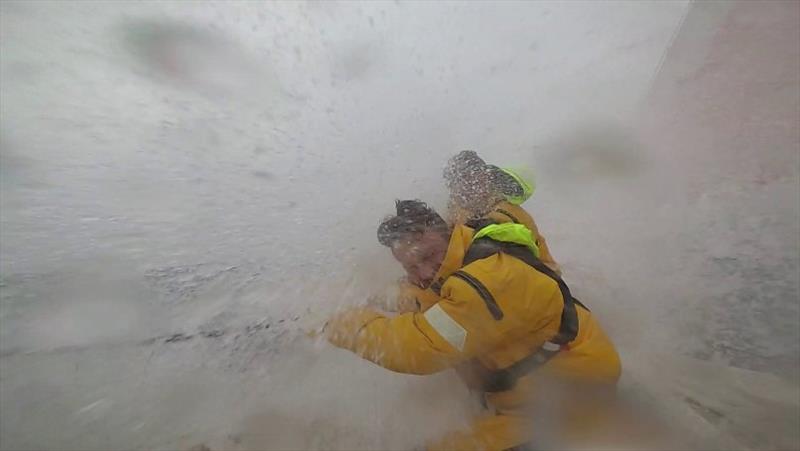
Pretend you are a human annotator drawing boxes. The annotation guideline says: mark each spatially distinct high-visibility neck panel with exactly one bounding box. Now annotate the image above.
[471,222,541,259]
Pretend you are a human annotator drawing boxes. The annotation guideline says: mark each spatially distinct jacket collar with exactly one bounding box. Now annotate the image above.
[429,225,474,294]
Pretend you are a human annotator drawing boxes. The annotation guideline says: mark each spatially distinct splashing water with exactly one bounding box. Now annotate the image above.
[1,1,798,450]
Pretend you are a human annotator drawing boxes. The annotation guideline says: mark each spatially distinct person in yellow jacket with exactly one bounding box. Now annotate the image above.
[387,151,558,315]
[444,150,559,274]
[326,200,621,451]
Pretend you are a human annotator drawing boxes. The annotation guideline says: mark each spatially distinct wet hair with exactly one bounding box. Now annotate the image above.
[443,150,487,186]
[377,200,449,247]
[444,150,524,201]
[487,165,525,199]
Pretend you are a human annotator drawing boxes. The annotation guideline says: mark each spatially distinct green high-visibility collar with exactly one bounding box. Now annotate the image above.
[472,222,541,259]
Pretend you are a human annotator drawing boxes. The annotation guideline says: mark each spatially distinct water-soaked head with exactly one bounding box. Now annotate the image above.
[377,200,450,288]
[443,150,495,211]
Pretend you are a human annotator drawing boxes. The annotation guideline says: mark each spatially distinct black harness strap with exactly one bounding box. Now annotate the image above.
[429,278,444,296]
[451,270,504,320]
[464,238,579,344]
[455,235,586,393]
[481,341,563,393]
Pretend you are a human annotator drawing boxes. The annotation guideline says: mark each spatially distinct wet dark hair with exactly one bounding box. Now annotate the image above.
[444,150,524,201]
[487,165,525,199]
[377,200,448,247]
[443,150,487,186]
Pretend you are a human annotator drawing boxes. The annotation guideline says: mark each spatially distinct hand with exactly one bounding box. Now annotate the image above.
[324,307,381,350]
[297,308,328,339]
[366,283,404,312]
[366,293,390,310]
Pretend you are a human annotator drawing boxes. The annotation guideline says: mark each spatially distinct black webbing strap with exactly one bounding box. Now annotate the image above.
[451,270,504,320]
[464,238,579,344]
[480,340,563,393]
[458,236,586,392]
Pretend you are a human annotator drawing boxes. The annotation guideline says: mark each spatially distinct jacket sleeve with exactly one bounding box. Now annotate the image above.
[396,281,440,313]
[325,300,476,375]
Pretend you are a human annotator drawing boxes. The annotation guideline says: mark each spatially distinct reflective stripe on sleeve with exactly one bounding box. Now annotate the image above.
[423,304,467,352]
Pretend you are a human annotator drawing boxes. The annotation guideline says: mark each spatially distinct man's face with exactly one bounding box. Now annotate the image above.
[390,230,450,288]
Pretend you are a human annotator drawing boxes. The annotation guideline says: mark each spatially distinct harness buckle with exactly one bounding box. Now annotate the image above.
[541,341,561,352]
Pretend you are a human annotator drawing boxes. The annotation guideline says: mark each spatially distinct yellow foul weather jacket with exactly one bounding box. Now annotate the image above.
[327,223,620,450]
[449,167,560,274]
